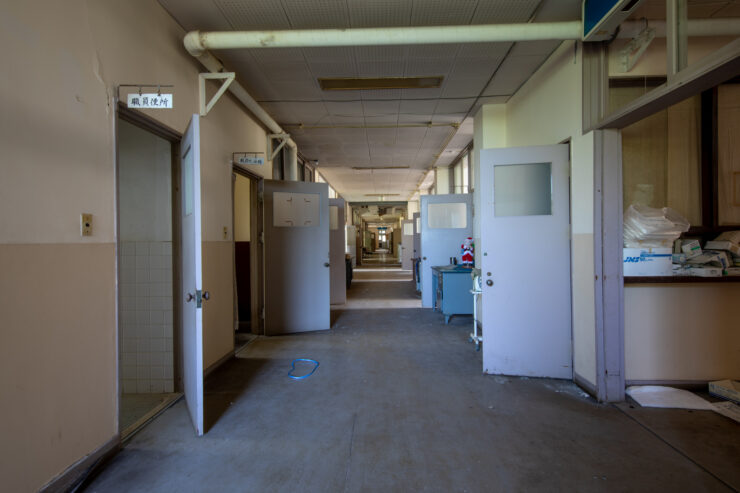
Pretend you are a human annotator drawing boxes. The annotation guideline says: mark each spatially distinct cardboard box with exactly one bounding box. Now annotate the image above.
[623,248,672,276]
[681,239,702,258]
[704,240,740,256]
[709,380,740,404]
[715,231,740,244]
[687,266,723,277]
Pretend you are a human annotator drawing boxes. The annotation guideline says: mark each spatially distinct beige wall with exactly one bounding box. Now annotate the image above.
[625,284,740,382]
[0,0,272,490]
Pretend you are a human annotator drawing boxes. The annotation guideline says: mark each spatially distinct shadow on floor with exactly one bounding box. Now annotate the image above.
[204,357,269,433]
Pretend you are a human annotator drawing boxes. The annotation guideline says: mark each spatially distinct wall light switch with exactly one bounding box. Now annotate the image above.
[81,213,93,236]
[223,226,228,239]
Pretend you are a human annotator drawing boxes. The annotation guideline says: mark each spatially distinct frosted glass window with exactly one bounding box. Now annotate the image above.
[330,206,339,230]
[415,217,420,232]
[494,163,551,217]
[403,222,414,235]
[273,192,320,227]
[427,202,467,228]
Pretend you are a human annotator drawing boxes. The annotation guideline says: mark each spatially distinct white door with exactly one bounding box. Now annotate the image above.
[413,212,421,259]
[420,194,473,308]
[180,115,204,435]
[263,180,330,334]
[329,198,346,305]
[480,145,572,378]
[401,219,414,270]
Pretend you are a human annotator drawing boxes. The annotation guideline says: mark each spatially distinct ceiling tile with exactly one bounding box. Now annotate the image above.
[482,54,548,96]
[281,0,349,28]
[213,0,289,29]
[509,40,561,56]
[434,98,476,114]
[411,0,478,25]
[470,0,541,24]
[347,0,413,27]
[362,100,401,116]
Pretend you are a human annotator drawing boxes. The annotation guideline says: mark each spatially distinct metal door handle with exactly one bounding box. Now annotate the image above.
[423,257,427,260]
[186,292,194,302]
[324,262,330,267]
[202,291,210,301]
[486,280,493,286]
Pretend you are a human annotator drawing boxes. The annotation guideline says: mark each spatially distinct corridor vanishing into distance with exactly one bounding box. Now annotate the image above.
[87,266,739,492]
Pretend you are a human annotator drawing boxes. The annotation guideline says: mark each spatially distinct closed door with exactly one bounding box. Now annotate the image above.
[263,180,330,334]
[480,145,572,378]
[180,115,205,435]
[420,194,473,308]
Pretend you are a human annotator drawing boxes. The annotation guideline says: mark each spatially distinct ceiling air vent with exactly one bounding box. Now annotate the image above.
[319,77,443,91]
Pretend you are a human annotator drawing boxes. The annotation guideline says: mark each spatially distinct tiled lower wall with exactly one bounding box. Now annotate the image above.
[119,241,174,394]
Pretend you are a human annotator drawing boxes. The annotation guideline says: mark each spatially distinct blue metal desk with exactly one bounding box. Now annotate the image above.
[431,265,474,323]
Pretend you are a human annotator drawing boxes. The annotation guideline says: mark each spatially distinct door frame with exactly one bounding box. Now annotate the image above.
[114,103,184,428]
[232,166,265,336]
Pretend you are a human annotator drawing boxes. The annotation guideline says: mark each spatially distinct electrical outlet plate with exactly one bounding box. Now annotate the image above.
[81,213,93,236]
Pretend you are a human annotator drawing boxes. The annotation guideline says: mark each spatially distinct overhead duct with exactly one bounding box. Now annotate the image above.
[184,22,583,54]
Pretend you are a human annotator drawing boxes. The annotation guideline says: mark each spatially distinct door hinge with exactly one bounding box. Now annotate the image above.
[260,306,265,320]
[260,231,265,244]
[196,289,203,308]
[258,191,264,203]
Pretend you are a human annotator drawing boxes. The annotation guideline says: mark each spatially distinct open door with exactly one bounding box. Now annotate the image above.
[412,212,421,261]
[480,145,571,378]
[180,115,204,435]
[420,194,473,308]
[329,198,346,305]
[401,219,414,270]
[263,180,330,334]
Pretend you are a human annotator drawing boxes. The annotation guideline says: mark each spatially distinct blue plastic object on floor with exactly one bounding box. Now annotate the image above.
[289,358,319,380]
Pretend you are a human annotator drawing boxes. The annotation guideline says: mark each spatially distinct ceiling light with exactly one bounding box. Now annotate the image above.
[319,77,443,91]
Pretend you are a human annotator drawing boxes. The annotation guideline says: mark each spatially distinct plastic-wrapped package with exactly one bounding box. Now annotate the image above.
[623,204,690,248]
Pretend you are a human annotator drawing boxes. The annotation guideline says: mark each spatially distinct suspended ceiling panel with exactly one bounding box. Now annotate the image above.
[158,0,582,201]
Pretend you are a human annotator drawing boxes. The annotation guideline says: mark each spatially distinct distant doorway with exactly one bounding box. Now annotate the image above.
[232,168,263,349]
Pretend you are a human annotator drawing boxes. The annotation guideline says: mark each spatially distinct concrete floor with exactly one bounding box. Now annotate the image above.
[89,277,739,492]
[344,267,421,310]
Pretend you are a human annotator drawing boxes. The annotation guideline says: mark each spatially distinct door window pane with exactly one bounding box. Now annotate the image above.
[494,163,552,217]
[621,94,702,226]
[427,202,467,228]
[330,206,339,230]
[403,222,414,235]
[183,145,193,216]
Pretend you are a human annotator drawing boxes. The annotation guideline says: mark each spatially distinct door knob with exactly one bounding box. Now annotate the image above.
[202,291,210,301]
[324,262,330,267]
[486,280,493,286]
[186,292,194,302]
[423,256,427,260]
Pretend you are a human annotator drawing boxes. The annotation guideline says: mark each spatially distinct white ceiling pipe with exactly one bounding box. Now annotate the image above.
[617,18,740,39]
[192,49,297,150]
[184,22,583,54]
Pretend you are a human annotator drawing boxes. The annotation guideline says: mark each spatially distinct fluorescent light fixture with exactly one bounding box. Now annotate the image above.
[319,77,443,91]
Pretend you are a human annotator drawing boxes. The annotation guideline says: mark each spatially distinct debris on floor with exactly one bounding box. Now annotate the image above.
[626,386,714,410]
[708,379,740,404]
[626,385,740,424]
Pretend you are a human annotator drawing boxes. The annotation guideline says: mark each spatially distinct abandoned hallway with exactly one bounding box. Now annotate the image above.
[85,272,740,492]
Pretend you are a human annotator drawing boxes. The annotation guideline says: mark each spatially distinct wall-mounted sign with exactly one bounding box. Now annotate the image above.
[237,156,265,166]
[127,93,173,109]
[233,153,265,166]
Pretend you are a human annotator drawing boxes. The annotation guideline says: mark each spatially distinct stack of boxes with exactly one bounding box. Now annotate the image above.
[621,205,740,277]
[673,232,740,277]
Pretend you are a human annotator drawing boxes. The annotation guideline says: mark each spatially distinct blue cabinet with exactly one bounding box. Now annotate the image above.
[431,265,474,324]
